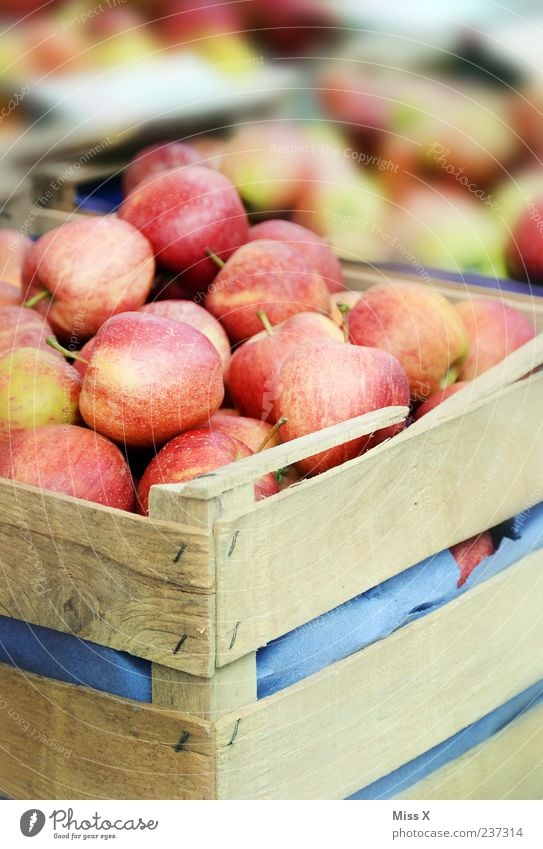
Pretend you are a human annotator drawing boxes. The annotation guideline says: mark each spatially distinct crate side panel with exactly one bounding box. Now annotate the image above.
[0,481,215,676]
[398,699,543,800]
[215,551,543,799]
[0,662,215,799]
[215,375,543,663]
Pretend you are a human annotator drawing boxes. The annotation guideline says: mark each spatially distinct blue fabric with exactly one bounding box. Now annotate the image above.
[348,679,543,799]
[0,618,151,702]
[256,502,543,698]
[74,175,123,214]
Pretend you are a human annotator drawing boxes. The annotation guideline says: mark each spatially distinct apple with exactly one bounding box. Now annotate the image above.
[0,347,81,434]
[450,531,495,588]
[209,411,282,452]
[0,424,135,511]
[79,312,224,448]
[0,281,22,308]
[205,240,330,343]
[140,299,231,372]
[137,426,278,515]
[220,123,311,213]
[505,200,543,284]
[0,230,31,288]
[226,311,343,421]
[123,142,204,196]
[247,220,344,293]
[455,298,536,380]
[246,0,337,55]
[276,341,410,475]
[0,306,57,358]
[413,382,469,420]
[348,282,469,400]
[118,165,248,295]
[24,217,155,341]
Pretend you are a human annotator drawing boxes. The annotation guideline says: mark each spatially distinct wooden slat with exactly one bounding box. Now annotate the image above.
[0,662,215,800]
[213,373,543,664]
[215,550,543,800]
[0,479,215,676]
[178,406,408,500]
[398,700,543,800]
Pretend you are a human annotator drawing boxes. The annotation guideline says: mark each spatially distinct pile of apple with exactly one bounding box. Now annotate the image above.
[0,139,536,520]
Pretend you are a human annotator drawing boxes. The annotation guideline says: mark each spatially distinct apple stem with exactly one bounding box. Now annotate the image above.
[337,302,351,343]
[46,336,89,364]
[23,289,52,309]
[256,415,287,453]
[205,248,225,269]
[256,309,275,336]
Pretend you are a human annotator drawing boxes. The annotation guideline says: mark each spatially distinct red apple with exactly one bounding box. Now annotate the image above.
[276,341,410,475]
[140,299,231,372]
[450,531,495,587]
[226,311,343,421]
[506,201,543,284]
[0,424,135,511]
[79,312,224,448]
[248,219,344,293]
[118,165,248,294]
[246,0,337,56]
[123,142,204,196]
[205,240,330,343]
[0,230,31,288]
[209,411,281,452]
[455,298,536,380]
[414,382,469,419]
[0,281,22,307]
[0,306,57,358]
[137,426,278,515]
[24,217,155,341]
[0,347,81,435]
[348,282,469,401]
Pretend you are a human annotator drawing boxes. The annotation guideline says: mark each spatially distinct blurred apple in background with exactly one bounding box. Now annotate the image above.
[123,141,205,195]
[505,200,543,285]
[0,231,31,289]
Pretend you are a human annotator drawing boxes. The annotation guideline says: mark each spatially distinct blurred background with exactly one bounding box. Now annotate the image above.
[2,0,543,282]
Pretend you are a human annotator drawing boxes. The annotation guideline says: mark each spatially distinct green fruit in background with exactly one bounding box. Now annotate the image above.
[0,347,81,435]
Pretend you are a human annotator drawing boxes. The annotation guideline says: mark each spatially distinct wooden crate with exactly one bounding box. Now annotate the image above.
[1,266,543,800]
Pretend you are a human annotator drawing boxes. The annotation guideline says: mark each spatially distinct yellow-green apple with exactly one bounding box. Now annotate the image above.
[226,311,343,421]
[209,411,281,452]
[123,142,204,196]
[0,347,81,435]
[455,298,536,380]
[348,282,469,400]
[506,200,543,284]
[137,426,278,515]
[0,424,135,511]
[0,306,57,358]
[450,532,495,587]
[248,219,344,293]
[205,240,330,343]
[220,123,311,213]
[79,312,224,448]
[118,165,248,294]
[0,230,31,288]
[140,299,231,372]
[414,382,469,420]
[276,341,409,475]
[24,217,155,341]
